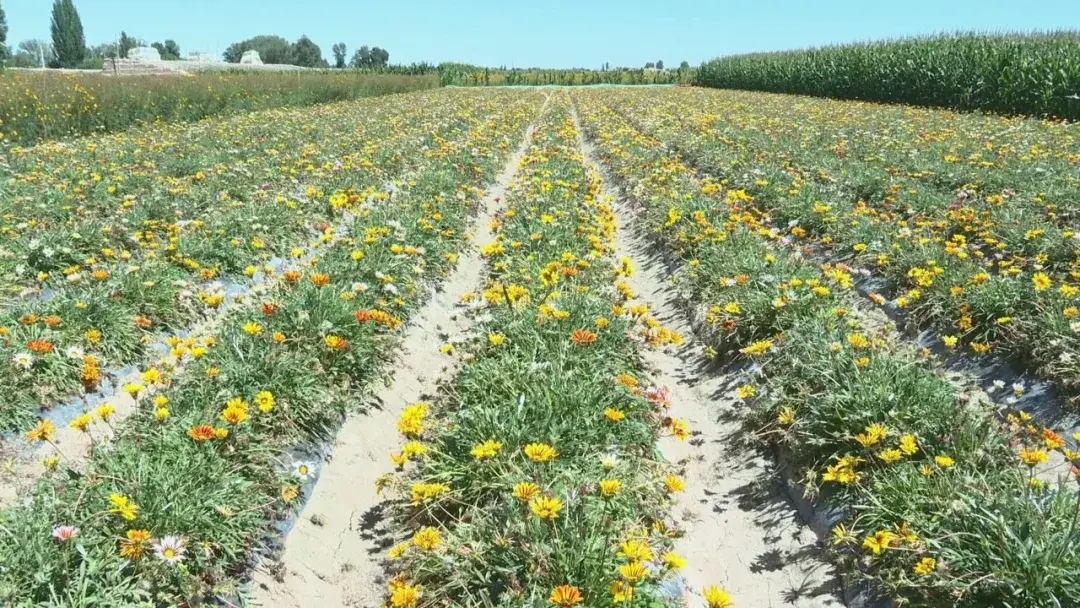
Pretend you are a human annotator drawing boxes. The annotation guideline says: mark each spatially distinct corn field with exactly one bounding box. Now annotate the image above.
[696,31,1080,119]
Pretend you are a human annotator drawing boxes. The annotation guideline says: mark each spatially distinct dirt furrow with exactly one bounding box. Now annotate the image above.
[248,109,542,608]
[571,101,843,608]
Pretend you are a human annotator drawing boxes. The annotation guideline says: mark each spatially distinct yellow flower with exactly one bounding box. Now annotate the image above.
[529,495,563,519]
[70,413,92,432]
[702,585,733,608]
[548,585,584,607]
[664,475,685,493]
[254,391,275,413]
[242,322,263,336]
[488,333,505,346]
[899,434,919,456]
[618,561,649,584]
[524,442,558,463]
[411,527,441,552]
[439,343,454,355]
[618,539,654,562]
[777,407,795,425]
[862,529,897,555]
[661,551,686,571]
[1020,447,1048,467]
[735,385,756,400]
[1033,272,1052,291]
[599,479,622,498]
[877,449,902,464]
[513,482,540,502]
[604,408,626,422]
[913,556,937,576]
[935,455,955,469]
[470,440,503,461]
[109,493,139,521]
[94,403,116,421]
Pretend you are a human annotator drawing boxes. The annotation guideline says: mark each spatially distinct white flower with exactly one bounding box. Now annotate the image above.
[1012,382,1025,397]
[601,455,619,471]
[383,283,399,295]
[52,525,79,542]
[351,282,368,293]
[13,352,34,369]
[988,380,1006,393]
[153,536,186,564]
[65,346,85,359]
[294,461,314,480]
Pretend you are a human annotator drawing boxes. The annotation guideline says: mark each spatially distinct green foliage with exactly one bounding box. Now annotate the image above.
[222,34,292,64]
[118,31,136,58]
[349,45,389,68]
[49,0,86,68]
[331,42,346,68]
[696,31,1080,119]
[290,35,323,67]
[0,71,438,145]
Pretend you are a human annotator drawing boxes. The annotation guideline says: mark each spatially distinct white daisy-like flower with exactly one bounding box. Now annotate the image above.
[51,525,79,542]
[294,461,315,480]
[13,352,34,369]
[65,346,85,359]
[153,536,186,565]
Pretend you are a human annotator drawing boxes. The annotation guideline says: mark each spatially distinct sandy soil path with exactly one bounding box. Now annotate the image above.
[571,99,843,608]
[248,109,542,608]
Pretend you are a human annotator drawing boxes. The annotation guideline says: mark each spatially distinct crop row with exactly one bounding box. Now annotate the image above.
[591,86,1080,407]
[0,88,543,605]
[574,90,1080,606]
[0,89,497,433]
[379,92,730,608]
[696,32,1080,119]
[0,71,438,145]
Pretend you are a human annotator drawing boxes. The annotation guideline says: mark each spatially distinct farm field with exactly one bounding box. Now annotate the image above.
[1,82,1079,608]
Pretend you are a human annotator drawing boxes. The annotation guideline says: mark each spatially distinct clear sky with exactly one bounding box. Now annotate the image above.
[5,0,1079,68]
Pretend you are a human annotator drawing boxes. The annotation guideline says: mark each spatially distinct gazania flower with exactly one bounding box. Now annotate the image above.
[618,539,654,562]
[618,561,649,584]
[604,408,625,422]
[548,585,584,606]
[153,536,185,564]
[599,479,622,498]
[529,495,563,519]
[52,525,79,542]
[108,493,139,521]
[26,419,55,442]
[702,585,734,608]
[411,527,441,552]
[254,390,275,413]
[513,482,540,502]
[188,425,216,442]
[570,328,597,345]
[325,335,348,350]
[524,442,558,463]
[119,529,151,560]
[470,440,503,461]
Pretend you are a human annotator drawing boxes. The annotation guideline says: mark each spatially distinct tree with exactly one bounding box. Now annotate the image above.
[14,39,53,67]
[644,62,655,69]
[163,39,180,59]
[370,46,389,67]
[223,35,293,64]
[679,60,690,69]
[332,42,346,68]
[151,39,179,60]
[350,45,371,68]
[656,59,664,70]
[291,35,322,67]
[50,0,87,68]
[0,1,9,63]
[90,41,117,59]
[118,30,137,58]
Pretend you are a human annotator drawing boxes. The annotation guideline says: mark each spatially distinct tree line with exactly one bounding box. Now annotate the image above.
[0,0,393,70]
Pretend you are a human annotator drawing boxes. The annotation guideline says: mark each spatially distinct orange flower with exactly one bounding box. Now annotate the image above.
[570,329,596,345]
[188,425,216,442]
[309,273,331,288]
[26,339,54,354]
[549,585,584,606]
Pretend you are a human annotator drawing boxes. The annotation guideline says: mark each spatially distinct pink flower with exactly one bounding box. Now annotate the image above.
[52,525,79,542]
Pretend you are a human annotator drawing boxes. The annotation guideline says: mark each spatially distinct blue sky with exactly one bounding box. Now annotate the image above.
[5,0,1079,68]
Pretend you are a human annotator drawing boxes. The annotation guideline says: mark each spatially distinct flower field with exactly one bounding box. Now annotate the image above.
[3,80,1079,608]
[572,87,1080,605]
[0,87,544,605]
